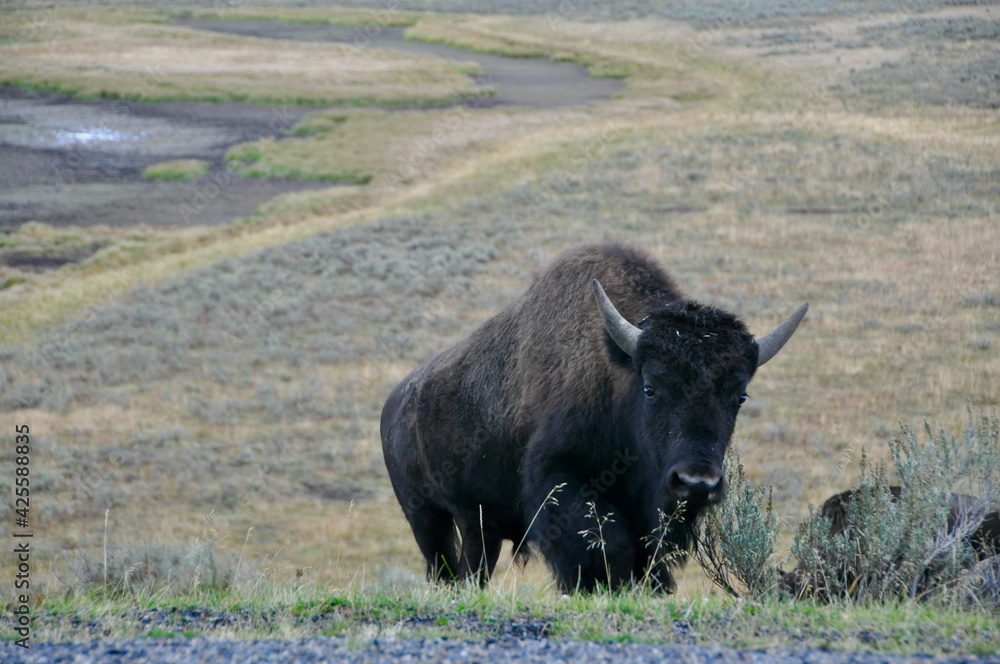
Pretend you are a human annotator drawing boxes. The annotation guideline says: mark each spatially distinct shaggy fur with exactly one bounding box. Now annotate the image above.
[381,243,764,591]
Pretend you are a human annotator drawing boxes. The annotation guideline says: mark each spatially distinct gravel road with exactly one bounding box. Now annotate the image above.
[4,638,1000,664]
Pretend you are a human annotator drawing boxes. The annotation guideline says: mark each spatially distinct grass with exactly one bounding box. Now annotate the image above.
[3,579,998,656]
[224,108,466,184]
[0,222,106,258]
[404,14,753,101]
[142,159,210,181]
[182,6,422,28]
[0,222,110,290]
[2,115,996,593]
[0,0,998,651]
[0,7,481,106]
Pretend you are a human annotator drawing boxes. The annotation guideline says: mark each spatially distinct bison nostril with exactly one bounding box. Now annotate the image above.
[668,468,724,504]
[676,472,722,489]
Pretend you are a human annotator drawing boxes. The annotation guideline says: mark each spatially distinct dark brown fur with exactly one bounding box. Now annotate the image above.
[381,243,761,591]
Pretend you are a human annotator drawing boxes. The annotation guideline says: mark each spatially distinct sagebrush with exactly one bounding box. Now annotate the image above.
[789,410,999,604]
[696,410,1000,607]
[695,455,783,599]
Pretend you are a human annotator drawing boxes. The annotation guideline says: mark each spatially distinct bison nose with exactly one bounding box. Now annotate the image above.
[667,468,725,506]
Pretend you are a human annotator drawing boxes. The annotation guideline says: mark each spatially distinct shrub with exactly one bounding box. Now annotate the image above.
[66,537,244,596]
[788,409,1000,603]
[695,410,999,606]
[694,455,784,599]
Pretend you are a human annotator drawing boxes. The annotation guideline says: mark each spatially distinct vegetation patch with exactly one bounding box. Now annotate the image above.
[225,108,476,184]
[0,222,111,289]
[845,49,1000,110]
[142,159,210,181]
[788,413,1000,606]
[696,411,1000,613]
[0,222,106,260]
[0,7,481,106]
[403,14,746,102]
[3,580,999,656]
[181,6,421,28]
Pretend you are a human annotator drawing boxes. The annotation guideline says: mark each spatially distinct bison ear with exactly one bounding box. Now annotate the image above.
[755,303,809,366]
[592,279,641,357]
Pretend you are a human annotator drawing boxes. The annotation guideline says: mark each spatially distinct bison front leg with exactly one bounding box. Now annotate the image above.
[526,476,636,591]
[639,554,680,594]
[456,524,503,587]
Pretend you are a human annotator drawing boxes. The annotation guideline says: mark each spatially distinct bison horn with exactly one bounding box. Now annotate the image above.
[755,303,809,367]
[592,279,641,357]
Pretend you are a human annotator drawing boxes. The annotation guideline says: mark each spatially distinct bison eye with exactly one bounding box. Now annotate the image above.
[738,393,748,405]
[643,385,655,399]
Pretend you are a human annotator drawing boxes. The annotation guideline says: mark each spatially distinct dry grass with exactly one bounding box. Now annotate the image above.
[0,2,998,601]
[405,14,757,101]
[227,108,467,184]
[184,5,422,28]
[0,7,480,105]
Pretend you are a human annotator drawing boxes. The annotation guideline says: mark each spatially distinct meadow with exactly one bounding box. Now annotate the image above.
[0,0,998,653]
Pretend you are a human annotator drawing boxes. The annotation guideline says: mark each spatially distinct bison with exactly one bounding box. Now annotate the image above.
[817,487,1000,559]
[380,243,808,591]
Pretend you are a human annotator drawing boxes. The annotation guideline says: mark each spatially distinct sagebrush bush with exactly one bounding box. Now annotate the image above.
[695,455,783,600]
[695,411,999,606]
[65,537,245,596]
[789,409,1000,604]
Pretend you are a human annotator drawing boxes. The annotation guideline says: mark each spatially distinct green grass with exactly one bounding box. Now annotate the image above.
[0,78,482,108]
[1,275,28,290]
[142,159,210,181]
[401,14,744,101]
[0,222,104,255]
[224,108,467,183]
[5,582,998,655]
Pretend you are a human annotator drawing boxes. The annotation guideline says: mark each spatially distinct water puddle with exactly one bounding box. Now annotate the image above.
[55,128,137,147]
[0,87,324,234]
[0,97,245,155]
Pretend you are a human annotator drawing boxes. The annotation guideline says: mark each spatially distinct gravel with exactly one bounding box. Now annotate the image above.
[4,637,999,664]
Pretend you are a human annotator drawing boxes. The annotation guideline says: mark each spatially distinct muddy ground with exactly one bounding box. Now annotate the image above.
[0,17,621,269]
[0,86,328,236]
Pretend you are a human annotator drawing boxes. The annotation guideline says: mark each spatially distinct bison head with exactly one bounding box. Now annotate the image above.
[592,279,807,513]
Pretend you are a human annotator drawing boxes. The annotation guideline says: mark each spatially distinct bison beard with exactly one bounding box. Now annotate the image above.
[381,243,807,591]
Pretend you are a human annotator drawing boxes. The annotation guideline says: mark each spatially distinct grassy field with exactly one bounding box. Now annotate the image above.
[0,7,480,105]
[0,0,998,651]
